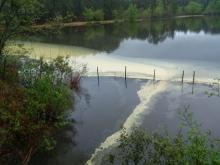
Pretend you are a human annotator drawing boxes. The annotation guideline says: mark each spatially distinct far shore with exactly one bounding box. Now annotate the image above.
[32,14,206,29]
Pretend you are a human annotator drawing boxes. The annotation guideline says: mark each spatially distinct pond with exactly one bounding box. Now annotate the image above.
[21,16,220,82]
[30,77,220,165]
[24,17,220,165]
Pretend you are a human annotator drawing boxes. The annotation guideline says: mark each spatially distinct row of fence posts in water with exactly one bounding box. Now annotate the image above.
[96,66,196,89]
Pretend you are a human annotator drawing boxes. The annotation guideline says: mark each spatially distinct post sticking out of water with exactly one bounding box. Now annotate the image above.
[125,66,127,88]
[218,79,220,96]
[182,70,184,84]
[153,69,156,82]
[191,71,196,95]
[97,66,100,86]
[193,71,195,85]
[192,84,194,95]
[125,66,127,80]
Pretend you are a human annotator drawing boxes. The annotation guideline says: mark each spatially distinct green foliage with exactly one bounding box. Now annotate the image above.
[4,0,218,26]
[205,0,220,15]
[0,0,40,56]
[94,9,104,21]
[141,9,151,19]
[176,6,185,15]
[0,56,83,164]
[62,12,76,23]
[110,109,220,165]
[83,8,104,21]
[154,0,166,17]
[124,4,139,22]
[185,1,203,15]
[1,0,219,32]
[83,8,94,21]
[113,10,120,20]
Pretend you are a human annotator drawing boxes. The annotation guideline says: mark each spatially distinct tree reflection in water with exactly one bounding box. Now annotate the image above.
[24,17,220,53]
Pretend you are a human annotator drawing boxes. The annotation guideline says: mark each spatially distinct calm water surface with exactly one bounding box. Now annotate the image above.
[27,17,220,165]
[30,77,220,165]
[22,17,220,81]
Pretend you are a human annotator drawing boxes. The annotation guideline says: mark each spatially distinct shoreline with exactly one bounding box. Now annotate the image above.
[32,14,206,29]
[15,41,219,85]
[84,75,216,87]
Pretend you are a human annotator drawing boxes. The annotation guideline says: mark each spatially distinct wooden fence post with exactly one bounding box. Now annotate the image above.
[193,71,195,85]
[153,69,156,82]
[97,66,100,86]
[125,66,127,88]
[182,70,184,84]
[125,66,127,80]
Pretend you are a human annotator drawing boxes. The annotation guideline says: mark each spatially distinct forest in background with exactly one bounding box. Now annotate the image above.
[35,0,220,22]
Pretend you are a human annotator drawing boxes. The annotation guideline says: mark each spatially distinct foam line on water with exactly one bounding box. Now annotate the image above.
[15,41,218,84]
[86,81,168,165]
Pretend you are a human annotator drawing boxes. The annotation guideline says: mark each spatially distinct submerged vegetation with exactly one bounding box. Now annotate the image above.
[109,109,220,165]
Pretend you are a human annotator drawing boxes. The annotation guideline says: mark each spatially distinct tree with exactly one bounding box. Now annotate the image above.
[83,8,94,21]
[154,0,166,17]
[141,9,151,19]
[94,9,104,21]
[0,0,39,58]
[0,56,83,164]
[185,1,203,15]
[205,0,220,15]
[124,4,139,22]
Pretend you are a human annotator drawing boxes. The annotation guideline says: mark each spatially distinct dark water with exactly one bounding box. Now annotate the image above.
[142,83,220,137]
[27,17,220,164]
[71,77,141,161]
[30,77,220,165]
[26,17,220,62]
[30,77,142,165]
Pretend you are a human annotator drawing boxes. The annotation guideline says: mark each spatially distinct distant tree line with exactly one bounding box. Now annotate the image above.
[35,0,220,22]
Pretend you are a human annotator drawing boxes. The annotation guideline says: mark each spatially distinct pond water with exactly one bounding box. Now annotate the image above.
[21,16,220,82]
[25,17,220,165]
[30,77,220,165]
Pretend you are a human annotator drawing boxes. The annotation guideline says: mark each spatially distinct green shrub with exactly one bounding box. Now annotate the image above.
[109,109,220,165]
[0,56,83,164]
[185,1,203,15]
[176,6,185,15]
[124,4,139,22]
[154,5,165,17]
[83,8,104,22]
[94,9,104,21]
[204,0,220,15]
[63,12,76,22]
[141,9,151,19]
[83,8,94,21]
